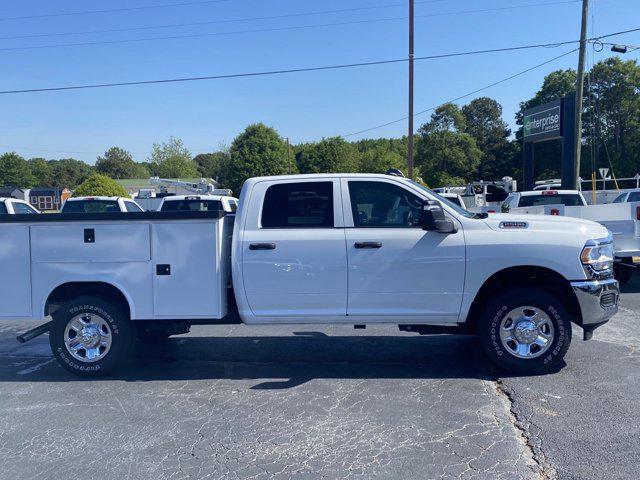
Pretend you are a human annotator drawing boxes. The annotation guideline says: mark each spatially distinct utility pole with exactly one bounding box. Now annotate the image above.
[286,137,292,174]
[573,0,589,188]
[407,0,415,179]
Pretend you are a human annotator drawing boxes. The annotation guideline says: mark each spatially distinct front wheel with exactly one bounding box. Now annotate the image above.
[478,287,572,374]
[49,296,135,377]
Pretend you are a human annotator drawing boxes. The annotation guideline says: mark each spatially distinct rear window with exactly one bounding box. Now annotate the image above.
[160,200,223,212]
[518,194,584,207]
[62,200,120,213]
[628,192,640,202]
[124,201,143,212]
[261,182,333,228]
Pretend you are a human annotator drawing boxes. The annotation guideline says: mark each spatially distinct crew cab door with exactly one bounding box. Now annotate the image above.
[341,178,465,322]
[240,179,347,318]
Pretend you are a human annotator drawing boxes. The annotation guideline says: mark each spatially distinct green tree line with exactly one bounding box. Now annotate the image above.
[1,57,637,193]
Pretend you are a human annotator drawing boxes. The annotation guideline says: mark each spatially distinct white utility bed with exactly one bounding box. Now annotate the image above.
[0,211,233,321]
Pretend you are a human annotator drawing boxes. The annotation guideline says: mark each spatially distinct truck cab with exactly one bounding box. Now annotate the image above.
[0,197,40,215]
[501,190,587,213]
[61,196,144,213]
[158,195,238,213]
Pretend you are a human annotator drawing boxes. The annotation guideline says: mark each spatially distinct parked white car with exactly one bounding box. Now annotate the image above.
[61,196,144,213]
[0,197,40,215]
[3,174,618,377]
[158,195,238,213]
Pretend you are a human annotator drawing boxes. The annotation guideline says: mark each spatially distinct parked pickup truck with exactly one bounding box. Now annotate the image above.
[0,197,40,215]
[158,194,239,213]
[61,196,144,213]
[3,174,619,377]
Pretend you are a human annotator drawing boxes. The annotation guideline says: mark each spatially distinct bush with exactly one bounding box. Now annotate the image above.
[73,174,130,197]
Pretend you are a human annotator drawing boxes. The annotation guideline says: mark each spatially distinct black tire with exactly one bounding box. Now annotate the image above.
[49,296,135,377]
[614,264,633,286]
[478,287,572,374]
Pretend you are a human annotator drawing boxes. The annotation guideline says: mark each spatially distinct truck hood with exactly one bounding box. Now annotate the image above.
[481,213,610,240]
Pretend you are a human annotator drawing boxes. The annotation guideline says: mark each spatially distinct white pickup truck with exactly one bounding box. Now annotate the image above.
[0,197,40,215]
[3,174,619,377]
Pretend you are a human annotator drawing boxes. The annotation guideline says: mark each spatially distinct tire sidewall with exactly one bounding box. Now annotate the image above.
[50,296,133,377]
[481,288,572,374]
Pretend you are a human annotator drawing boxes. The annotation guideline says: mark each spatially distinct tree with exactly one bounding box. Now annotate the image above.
[227,123,290,192]
[0,152,35,187]
[49,158,94,188]
[149,137,198,178]
[73,173,130,197]
[415,104,481,187]
[462,97,512,180]
[194,151,229,179]
[296,137,360,174]
[96,147,149,179]
[29,157,54,186]
[358,144,405,174]
[587,57,640,178]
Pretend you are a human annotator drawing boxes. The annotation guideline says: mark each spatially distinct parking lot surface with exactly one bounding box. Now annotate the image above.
[0,279,638,480]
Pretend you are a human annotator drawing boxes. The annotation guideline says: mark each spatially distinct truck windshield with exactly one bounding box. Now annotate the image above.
[62,200,120,213]
[161,200,223,212]
[405,179,476,218]
[518,194,584,207]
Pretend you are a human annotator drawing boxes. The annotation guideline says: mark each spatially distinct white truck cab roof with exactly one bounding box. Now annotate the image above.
[0,197,40,214]
[61,196,143,213]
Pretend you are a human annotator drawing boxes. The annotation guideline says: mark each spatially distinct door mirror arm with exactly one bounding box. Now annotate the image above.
[421,200,457,234]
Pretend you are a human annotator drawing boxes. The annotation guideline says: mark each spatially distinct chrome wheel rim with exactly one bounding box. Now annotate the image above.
[499,306,554,359]
[64,313,112,363]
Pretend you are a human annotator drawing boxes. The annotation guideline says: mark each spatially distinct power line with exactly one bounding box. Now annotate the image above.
[0,0,579,41]
[343,49,579,137]
[0,0,233,22]
[0,40,584,95]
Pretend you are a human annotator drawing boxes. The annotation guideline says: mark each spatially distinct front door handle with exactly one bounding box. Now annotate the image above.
[249,243,276,250]
[354,241,382,249]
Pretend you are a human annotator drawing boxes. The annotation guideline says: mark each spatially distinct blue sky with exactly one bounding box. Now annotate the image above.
[0,0,638,164]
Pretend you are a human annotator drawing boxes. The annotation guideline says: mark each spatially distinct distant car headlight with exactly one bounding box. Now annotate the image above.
[581,235,614,275]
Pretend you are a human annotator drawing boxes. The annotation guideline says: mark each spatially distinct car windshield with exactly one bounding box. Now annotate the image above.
[62,200,120,213]
[405,179,476,218]
[518,194,584,207]
[161,200,223,212]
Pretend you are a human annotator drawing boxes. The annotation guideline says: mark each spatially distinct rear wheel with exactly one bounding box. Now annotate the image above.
[49,296,135,377]
[478,287,572,374]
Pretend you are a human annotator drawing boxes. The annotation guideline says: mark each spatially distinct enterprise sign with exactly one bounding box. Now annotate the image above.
[523,100,562,141]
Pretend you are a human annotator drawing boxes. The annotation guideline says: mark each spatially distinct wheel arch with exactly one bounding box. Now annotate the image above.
[44,281,132,319]
[464,265,582,332]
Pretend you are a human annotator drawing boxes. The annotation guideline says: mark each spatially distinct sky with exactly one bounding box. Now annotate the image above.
[0,0,638,164]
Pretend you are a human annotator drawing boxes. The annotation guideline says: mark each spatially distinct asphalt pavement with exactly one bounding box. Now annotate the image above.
[0,278,638,479]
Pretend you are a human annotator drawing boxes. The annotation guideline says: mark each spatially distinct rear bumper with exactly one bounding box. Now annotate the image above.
[570,278,619,327]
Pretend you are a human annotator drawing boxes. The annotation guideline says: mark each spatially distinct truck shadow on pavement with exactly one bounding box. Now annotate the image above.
[0,331,564,387]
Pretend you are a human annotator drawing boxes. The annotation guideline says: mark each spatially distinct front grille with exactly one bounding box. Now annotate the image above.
[600,292,617,308]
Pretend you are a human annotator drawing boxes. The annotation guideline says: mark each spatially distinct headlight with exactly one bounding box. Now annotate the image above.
[581,236,614,274]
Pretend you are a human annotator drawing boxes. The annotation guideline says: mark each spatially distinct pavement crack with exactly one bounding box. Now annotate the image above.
[493,379,557,480]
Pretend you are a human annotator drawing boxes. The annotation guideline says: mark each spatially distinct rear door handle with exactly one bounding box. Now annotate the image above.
[354,241,382,249]
[249,243,276,250]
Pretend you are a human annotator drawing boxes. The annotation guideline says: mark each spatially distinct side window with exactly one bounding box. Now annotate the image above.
[348,181,422,228]
[262,182,334,228]
[11,202,37,214]
[124,201,143,212]
[0,203,7,214]
[612,193,626,203]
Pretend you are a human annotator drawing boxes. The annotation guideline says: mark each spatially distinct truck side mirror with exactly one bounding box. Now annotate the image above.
[421,200,457,234]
